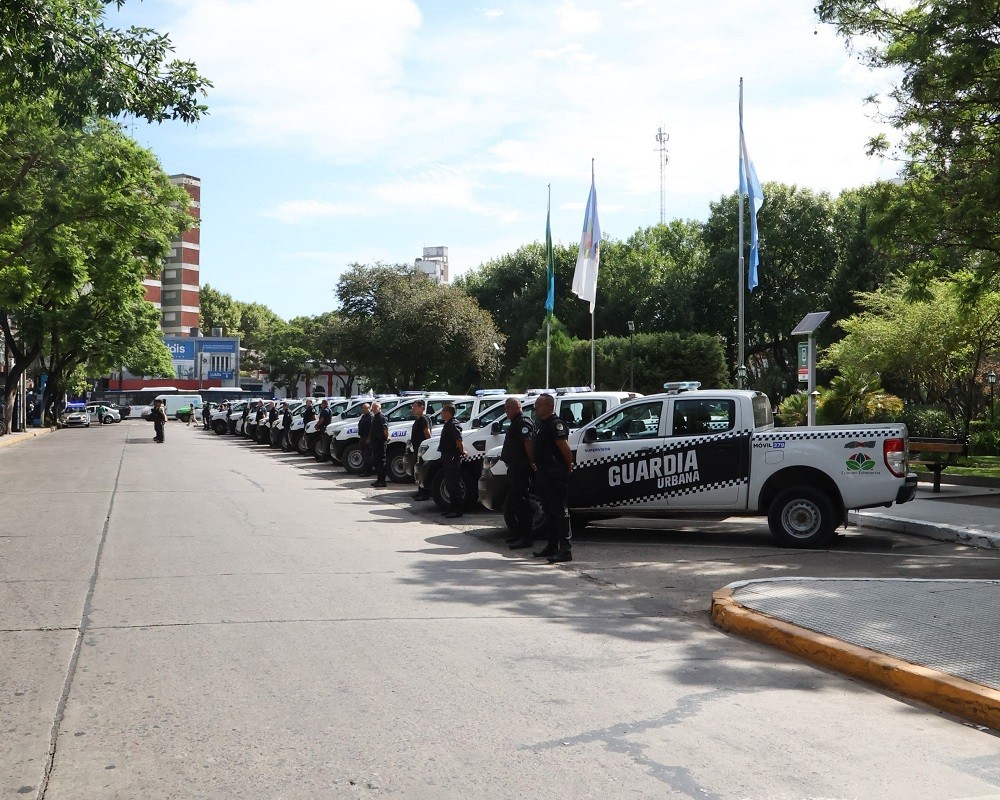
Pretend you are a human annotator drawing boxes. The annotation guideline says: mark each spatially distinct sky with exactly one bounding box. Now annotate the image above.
[109,0,898,321]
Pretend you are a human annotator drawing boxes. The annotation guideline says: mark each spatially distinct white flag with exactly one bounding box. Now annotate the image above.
[572,174,601,313]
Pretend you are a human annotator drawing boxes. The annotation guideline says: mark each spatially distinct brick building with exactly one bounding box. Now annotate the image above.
[145,174,201,335]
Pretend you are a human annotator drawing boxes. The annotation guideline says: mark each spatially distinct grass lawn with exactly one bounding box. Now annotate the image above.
[913,455,1000,480]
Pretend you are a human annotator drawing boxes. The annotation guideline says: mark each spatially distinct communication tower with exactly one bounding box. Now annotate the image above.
[655,126,670,224]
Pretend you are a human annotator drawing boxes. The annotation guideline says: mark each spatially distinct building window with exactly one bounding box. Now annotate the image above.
[163,312,177,322]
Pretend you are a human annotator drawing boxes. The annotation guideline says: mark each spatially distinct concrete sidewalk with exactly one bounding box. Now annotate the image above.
[713,578,1000,731]
[851,483,1000,550]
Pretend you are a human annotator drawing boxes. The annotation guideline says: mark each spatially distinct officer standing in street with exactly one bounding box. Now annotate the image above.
[369,401,389,487]
[281,400,293,447]
[357,402,373,476]
[530,393,573,563]
[501,398,535,549]
[409,399,433,501]
[151,399,167,443]
[438,404,466,518]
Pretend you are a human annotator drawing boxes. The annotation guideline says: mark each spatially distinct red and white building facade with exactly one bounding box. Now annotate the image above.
[145,174,202,335]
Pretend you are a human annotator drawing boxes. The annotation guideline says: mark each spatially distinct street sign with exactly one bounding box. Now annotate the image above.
[798,341,809,383]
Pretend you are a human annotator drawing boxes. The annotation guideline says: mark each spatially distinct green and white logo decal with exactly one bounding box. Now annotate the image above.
[846,452,876,472]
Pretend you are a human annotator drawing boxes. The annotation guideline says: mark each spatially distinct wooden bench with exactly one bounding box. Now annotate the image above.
[908,437,968,493]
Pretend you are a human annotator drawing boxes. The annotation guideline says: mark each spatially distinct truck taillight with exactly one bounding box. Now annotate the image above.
[884,438,906,477]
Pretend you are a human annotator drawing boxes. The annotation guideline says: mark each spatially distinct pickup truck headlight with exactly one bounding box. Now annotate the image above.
[484,455,499,470]
[418,442,430,456]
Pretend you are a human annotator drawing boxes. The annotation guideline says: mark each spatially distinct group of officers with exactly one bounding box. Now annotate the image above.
[408,395,574,564]
[230,393,575,564]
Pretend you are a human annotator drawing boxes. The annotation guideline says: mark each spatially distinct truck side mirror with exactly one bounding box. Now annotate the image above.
[471,417,481,429]
[490,422,502,435]
[582,427,598,444]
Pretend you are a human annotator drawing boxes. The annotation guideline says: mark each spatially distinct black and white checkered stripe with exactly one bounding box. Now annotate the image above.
[593,475,750,509]
[754,427,905,442]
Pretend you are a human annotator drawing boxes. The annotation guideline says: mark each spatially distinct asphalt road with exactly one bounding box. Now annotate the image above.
[3,420,1000,800]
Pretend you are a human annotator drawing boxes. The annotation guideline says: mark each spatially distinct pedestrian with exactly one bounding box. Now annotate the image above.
[530,393,573,563]
[187,402,196,426]
[369,401,389,487]
[281,400,293,441]
[501,398,535,549]
[410,399,433,500]
[357,402,373,476]
[438,403,466,518]
[151,399,167,444]
[241,400,251,432]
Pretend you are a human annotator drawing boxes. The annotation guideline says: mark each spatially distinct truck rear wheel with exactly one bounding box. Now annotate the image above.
[314,432,330,461]
[767,487,837,548]
[342,443,365,473]
[213,419,228,435]
[388,449,412,483]
[430,469,476,511]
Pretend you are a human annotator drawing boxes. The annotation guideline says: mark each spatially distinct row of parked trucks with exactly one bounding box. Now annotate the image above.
[208,384,918,549]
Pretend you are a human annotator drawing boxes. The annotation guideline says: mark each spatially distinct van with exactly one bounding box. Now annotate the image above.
[156,394,203,420]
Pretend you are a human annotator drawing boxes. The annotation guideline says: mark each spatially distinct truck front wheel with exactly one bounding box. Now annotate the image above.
[314,432,330,461]
[767,487,837,548]
[388,448,413,483]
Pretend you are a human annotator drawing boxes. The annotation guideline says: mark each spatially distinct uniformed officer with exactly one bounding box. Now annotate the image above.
[315,398,332,452]
[409,399,433,501]
[530,393,573,563]
[501,398,535,549]
[357,402,373,476]
[369,401,389,487]
[438,404,466,518]
[281,401,293,441]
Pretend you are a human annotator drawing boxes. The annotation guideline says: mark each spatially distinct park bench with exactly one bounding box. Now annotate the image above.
[907,436,968,493]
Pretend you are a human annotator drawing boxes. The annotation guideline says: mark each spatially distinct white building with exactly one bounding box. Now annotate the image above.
[415,246,449,284]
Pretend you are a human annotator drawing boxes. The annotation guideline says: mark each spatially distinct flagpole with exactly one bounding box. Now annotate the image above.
[590,159,596,390]
[545,183,551,389]
[737,78,746,390]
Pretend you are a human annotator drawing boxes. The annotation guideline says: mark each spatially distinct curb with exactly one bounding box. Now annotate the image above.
[0,427,55,451]
[711,586,1000,731]
[848,510,1000,550]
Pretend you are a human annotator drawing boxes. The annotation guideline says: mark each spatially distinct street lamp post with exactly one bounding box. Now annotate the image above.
[988,370,997,422]
[627,320,635,392]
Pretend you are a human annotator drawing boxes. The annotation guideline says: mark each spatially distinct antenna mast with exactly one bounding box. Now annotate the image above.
[655,126,670,224]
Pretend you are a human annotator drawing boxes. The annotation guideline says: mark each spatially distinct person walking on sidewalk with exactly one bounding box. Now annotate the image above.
[410,399,433,501]
[151,399,167,444]
[531,393,573,563]
[439,404,466,518]
[501,398,535,549]
[369,401,389,487]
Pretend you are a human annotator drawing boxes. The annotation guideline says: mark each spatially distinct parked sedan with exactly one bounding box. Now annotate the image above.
[86,404,121,424]
[62,407,91,428]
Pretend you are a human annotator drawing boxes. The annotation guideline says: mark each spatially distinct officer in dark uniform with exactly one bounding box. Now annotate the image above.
[438,404,465,518]
[281,401,293,447]
[241,400,251,433]
[530,393,573,563]
[501,398,535,549]
[314,399,332,453]
[369,401,389,487]
[357,403,373,476]
[409,399,433,500]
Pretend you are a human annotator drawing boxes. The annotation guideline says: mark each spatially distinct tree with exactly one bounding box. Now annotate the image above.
[199,284,243,336]
[5,120,189,424]
[0,0,210,126]
[1,117,189,428]
[336,263,504,391]
[0,0,208,431]
[823,279,1000,433]
[817,0,1000,291]
[263,322,310,399]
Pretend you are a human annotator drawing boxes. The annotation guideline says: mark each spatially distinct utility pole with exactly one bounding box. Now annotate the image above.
[655,126,670,225]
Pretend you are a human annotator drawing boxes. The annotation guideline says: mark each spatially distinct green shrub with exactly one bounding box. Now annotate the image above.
[900,405,959,438]
[968,421,1000,456]
[777,392,810,427]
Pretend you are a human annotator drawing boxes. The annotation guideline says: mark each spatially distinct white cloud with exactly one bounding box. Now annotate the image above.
[263,200,368,224]
[481,7,504,18]
[556,0,601,36]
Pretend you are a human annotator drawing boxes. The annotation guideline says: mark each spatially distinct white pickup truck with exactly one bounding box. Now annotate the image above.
[479,388,917,548]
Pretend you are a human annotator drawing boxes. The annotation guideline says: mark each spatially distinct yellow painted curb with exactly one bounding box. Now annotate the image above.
[0,426,55,450]
[711,586,1000,731]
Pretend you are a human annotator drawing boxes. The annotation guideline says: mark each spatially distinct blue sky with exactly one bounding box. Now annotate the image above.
[110,0,897,320]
